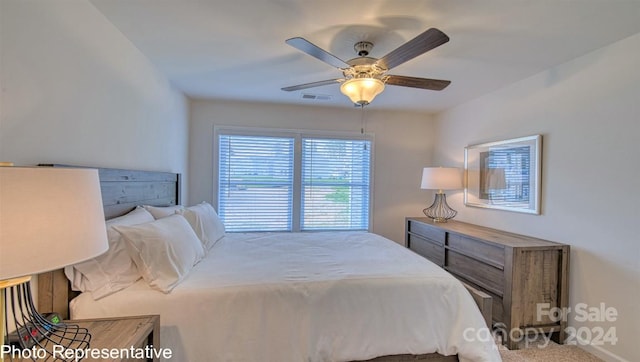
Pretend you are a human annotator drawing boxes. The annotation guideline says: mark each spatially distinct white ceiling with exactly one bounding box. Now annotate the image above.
[90,0,640,113]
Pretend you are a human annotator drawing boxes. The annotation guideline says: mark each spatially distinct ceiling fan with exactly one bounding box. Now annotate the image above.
[282,28,451,106]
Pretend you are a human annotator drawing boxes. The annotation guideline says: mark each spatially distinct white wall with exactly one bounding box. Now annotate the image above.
[433,33,640,362]
[189,100,436,243]
[0,0,189,198]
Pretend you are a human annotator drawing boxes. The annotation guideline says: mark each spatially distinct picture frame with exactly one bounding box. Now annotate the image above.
[464,135,542,214]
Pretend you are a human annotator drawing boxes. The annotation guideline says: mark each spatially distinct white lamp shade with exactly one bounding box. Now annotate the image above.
[0,167,109,280]
[421,167,463,190]
[340,78,385,105]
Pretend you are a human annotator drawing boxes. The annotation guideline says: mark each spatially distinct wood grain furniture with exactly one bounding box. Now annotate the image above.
[38,164,181,219]
[68,315,160,362]
[406,217,569,350]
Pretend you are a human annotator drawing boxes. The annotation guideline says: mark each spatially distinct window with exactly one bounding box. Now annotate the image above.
[301,138,370,230]
[216,128,372,232]
[218,135,294,232]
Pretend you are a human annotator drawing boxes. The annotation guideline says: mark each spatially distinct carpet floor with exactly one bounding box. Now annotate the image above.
[498,340,603,362]
[358,340,603,362]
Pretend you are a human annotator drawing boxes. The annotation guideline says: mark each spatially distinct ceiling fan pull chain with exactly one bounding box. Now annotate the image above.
[360,104,367,142]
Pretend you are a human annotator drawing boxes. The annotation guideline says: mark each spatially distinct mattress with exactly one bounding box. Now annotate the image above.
[70,231,501,362]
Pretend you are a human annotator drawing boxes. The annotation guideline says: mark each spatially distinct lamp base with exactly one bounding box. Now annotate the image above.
[423,192,457,223]
[2,278,91,361]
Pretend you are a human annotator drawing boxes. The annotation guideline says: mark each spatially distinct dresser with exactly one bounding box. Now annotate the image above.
[405,217,569,349]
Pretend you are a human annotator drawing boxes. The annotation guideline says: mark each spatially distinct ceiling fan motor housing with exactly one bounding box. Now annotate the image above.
[344,57,386,81]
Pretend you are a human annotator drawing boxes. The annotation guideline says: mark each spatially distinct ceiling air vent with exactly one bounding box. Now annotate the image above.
[302,93,331,101]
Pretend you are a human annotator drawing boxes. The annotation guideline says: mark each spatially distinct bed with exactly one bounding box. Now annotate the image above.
[37,165,501,362]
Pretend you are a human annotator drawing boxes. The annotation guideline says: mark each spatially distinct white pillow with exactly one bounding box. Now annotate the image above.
[143,204,184,219]
[177,202,226,250]
[64,206,154,300]
[114,214,205,293]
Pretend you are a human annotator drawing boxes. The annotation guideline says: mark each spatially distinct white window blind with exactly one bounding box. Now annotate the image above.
[217,130,372,232]
[218,135,294,232]
[301,138,370,230]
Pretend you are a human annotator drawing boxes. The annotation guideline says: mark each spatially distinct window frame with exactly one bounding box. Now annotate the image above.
[213,126,375,232]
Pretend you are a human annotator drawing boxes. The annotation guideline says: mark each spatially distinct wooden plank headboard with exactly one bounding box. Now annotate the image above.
[37,164,181,318]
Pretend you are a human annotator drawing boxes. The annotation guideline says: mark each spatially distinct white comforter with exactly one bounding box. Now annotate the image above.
[70,231,501,362]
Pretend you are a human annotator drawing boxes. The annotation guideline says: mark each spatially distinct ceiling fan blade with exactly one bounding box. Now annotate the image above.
[286,37,350,69]
[385,75,451,91]
[376,28,449,70]
[281,79,345,92]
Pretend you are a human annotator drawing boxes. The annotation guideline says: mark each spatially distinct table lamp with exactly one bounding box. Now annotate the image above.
[0,166,108,360]
[420,167,463,222]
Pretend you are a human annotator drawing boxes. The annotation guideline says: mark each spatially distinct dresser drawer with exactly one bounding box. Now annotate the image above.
[455,276,504,325]
[408,235,444,266]
[446,250,504,296]
[408,220,445,245]
[490,293,504,324]
[448,233,505,267]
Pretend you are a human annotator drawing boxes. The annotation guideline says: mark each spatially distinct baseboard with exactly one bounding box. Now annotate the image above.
[572,334,630,362]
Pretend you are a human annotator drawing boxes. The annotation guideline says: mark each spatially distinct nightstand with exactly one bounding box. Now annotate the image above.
[68,315,160,361]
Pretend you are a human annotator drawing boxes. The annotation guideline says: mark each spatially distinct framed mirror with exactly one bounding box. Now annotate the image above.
[464,135,542,214]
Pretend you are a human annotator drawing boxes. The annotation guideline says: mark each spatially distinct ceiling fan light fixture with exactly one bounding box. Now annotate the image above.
[340,77,385,105]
